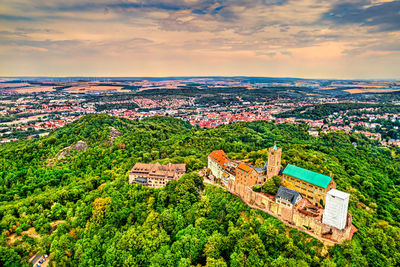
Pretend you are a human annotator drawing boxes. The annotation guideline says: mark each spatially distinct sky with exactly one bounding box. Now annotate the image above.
[0,0,399,79]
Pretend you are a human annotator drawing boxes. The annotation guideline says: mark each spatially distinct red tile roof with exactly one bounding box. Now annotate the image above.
[237,163,254,174]
[208,150,229,166]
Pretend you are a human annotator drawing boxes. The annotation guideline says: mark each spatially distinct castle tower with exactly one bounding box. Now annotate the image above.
[267,142,282,179]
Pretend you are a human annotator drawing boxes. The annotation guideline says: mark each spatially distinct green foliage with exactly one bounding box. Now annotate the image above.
[0,114,399,266]
[277,102,400,140]
[0,246,21,266]
[261,176,281,195]
[253,185,261,192]
[276,103,400,120]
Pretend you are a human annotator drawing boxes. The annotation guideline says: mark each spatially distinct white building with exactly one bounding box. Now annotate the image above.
[307,128,319,137]
[322,189,350,230]
[208,150,229,180]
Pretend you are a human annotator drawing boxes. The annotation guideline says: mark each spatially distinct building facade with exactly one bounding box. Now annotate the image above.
[282,164,336,206]
[266,143,282,180]
[256,143,282,184]
[322,189,350,230]
[222,166,236,187]
[208,150,229,180]
[129,162,186,188]
[236,163,258,187]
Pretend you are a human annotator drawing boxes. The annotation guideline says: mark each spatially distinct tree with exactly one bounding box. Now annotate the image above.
[253,185,261,192]
[206,257,228,267]
[204,232,225,259]
[0,246,21,266]
[1,114,400,267]
[51,203,67,220]
[261,175,281,195]
[254,158,265,168]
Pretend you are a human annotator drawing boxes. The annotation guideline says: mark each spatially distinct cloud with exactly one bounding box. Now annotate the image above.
[321,0,400,32]
[343,40,400,56]
[0,14,35,21]
[0,38,82,49]
[0,0,399,78]
[48,1,186,13]
[261,0,288,6]
[280,51,292,56]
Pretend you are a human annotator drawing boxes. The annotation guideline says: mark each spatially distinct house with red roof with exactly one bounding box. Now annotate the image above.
[208,150,229,180]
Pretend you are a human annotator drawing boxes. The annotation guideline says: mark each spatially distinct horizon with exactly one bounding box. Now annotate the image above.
[1,75,399,82]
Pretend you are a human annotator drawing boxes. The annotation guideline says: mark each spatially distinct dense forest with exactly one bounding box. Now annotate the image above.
[0,114,399,266]
[340,91,400,102]
[276,103,400,120]
[135,86,324,104]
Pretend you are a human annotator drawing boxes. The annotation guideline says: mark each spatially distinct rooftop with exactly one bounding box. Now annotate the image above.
[328,189,350,199]
[237,163,254,173]
[130,162,186,177]
[255,161,268,173]
[283,164,332,189]
[208,150,229,166]
[276,186,301,205]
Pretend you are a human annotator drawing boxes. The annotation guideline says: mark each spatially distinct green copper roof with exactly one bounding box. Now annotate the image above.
[283,164,331,188]
[273,144,278,150]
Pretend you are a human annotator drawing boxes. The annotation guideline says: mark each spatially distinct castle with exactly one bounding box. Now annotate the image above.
[129,162,186,188]
[282,164,336,206]
[207,143,356,243]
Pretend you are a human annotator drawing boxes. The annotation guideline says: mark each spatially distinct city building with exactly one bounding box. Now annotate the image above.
[275,186,302,207]
[129,162,186,188]
[282,164,336,206]
[322,189,350,230]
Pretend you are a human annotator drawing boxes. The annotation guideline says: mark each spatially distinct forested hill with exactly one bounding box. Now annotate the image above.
[276,103,400,120]
[0,114,399,266]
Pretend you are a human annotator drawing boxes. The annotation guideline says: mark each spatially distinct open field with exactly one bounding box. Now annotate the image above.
[0,82,30,88]
[344,88,400,94]
[13,86,55,93]
[64,85,129,93]
[2,114,47,126]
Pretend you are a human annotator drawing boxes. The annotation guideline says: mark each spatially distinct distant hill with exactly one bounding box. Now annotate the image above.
[0,114,399,266]
[276,103,400,120]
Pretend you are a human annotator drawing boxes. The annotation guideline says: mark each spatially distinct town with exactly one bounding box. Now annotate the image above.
[128,142,356,244]
[1,77,400,148]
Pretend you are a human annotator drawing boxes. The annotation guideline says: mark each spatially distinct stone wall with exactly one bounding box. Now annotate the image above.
[226,180,353,243]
